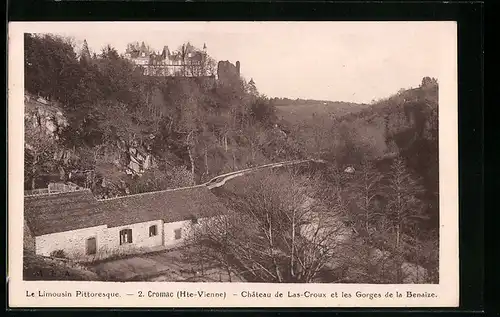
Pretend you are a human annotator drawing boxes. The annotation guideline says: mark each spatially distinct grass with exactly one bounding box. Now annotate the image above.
[23,252,101,281]
[78,244,182,265]
[89,246,245,282]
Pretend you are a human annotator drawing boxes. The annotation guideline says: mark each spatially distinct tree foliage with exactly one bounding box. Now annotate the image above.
[24,118,58,189]
[24,34,81,104]
[128,166,193,194]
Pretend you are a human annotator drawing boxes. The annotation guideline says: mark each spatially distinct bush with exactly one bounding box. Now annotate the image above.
[250,97,276,125]
[50,249,67,259]
[128,166,193,194]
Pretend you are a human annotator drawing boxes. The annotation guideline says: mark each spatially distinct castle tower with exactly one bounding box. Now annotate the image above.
[140,41,147,57]
[236,61,241,77]
[162,45,170,59]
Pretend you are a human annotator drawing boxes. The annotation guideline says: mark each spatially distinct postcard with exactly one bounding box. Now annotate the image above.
[8,21,458,308]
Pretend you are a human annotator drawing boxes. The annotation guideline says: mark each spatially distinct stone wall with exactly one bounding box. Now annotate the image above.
[33,218,202,259]
[100,220,164,254]
[35,225,108,258]
[163,219,192,248]
[34,219,167,259]
[23,220,36,254]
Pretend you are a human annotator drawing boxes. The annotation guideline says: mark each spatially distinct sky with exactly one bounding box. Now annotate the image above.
[43,22,454,104]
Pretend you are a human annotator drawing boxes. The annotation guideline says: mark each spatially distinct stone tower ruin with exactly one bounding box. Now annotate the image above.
[217,60,241,86]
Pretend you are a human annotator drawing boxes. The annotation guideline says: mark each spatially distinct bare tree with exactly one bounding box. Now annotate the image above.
[203,55,217,76]
[348,161,384,233]
[177,93,200,185]
[385,157,426,250]
[186,171,353,283]
[186,130,196,185]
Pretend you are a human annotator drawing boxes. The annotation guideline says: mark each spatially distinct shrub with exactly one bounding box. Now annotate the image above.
[50,249,67,259]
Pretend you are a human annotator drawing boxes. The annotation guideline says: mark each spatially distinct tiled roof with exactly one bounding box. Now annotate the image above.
[97,186,226,228]
[24,186,227,236]
[24,190,105,236]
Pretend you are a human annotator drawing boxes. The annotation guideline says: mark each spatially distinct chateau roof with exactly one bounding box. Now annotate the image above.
[24,186,227,236]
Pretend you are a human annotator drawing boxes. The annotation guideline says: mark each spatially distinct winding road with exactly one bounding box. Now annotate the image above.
[203,158,326,189]
[25,158,327,198]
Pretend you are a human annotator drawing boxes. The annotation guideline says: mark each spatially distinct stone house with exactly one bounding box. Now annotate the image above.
[24,186,227,260]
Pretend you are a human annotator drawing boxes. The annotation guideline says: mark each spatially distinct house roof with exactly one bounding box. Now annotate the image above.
[24,186,227,236]
[24,190,105,236]
[97,186,227,228]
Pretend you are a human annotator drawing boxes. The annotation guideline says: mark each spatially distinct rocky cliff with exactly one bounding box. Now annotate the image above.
[24,92,165,192]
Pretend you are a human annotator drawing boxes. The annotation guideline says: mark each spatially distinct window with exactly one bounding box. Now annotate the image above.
[174,228,182,240]
[86,237,97,255]
[149,225,158,237]
[119,229,133,245]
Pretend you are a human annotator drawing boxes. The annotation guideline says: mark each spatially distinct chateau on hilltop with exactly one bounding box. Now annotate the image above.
[80,40,242,84]
[124,41,212,77]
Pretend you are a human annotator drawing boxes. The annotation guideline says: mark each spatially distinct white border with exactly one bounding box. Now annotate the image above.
[8,21,458,308]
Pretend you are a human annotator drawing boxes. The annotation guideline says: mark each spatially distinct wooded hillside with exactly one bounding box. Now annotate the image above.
[24,33,297,197]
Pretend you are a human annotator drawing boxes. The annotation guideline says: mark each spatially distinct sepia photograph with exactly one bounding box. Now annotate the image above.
[9,21,458,307]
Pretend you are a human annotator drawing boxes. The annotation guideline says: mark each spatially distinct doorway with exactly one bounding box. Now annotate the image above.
[86,237,97,255]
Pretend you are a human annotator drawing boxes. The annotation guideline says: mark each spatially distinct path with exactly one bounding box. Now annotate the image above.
[203,158,326,189]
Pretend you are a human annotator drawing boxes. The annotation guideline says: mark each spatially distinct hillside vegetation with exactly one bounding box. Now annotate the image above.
[23,253,101,281]
[273,97,370,124]
[24,33,298,198]
[185,76,439,283]
[329,77,439,224]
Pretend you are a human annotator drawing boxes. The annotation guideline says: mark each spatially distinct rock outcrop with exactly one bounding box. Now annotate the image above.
[401,261,428,283]
[25,93,68,140]
[24,92,161,192]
